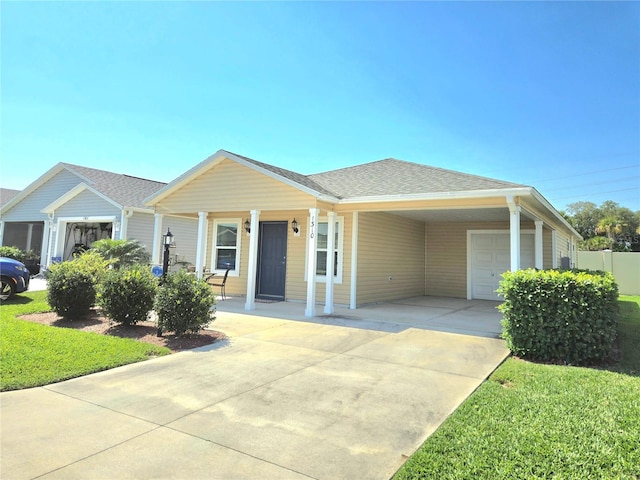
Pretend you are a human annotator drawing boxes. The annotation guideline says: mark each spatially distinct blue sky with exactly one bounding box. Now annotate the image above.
[2,1,639,212]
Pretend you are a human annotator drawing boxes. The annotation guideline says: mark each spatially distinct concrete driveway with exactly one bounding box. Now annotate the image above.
[1,298,509,480]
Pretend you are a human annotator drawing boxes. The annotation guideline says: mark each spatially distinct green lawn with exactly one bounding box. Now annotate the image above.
[0,290,171,391]
[394,296,640,480]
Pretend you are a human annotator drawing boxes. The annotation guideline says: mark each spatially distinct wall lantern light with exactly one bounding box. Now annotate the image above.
[291,218,299,235]
[244,219,251,235]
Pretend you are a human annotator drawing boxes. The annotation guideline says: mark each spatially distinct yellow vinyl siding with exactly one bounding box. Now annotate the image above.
[156,159,317,214]
[356,212,425,305]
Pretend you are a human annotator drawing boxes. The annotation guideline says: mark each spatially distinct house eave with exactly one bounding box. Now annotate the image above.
[338,187,534,205]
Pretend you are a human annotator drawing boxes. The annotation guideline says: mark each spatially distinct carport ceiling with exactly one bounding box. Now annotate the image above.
[390,207,536,223]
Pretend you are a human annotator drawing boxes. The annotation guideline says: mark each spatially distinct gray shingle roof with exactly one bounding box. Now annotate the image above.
[228,152,523,200]
[62,164,166,209]
[227,151,338,197]
[0,188,21,207]
[310,158,526,199]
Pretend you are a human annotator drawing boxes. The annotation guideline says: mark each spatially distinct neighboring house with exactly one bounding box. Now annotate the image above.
[145,149,582,314]
[0,163,198,268]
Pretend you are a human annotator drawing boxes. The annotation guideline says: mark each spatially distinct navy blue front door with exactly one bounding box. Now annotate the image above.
[256,222,287,300]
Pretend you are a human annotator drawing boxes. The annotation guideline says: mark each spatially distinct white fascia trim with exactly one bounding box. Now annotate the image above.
[337,187,534,205]
[124,206,155,214]
[529,188,583,241]
[0,163,69,215]
[40,183,123,214]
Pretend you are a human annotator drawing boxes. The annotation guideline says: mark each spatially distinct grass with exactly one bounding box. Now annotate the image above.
[394,296,640,480]
[0,290,171,391]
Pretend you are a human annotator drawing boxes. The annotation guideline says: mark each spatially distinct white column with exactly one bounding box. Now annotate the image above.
[508,203,521,271]
[195,212,208,279]
[120,210,133,240]
[305,208,320,317]
[40,221,49,267]
[551,230,558,268]
[0,220,4,246]
[534,220,544,269]
[245,210,260,311]
[26,224,34,251]
[349,211,358,309]
[152,213,164,264]
[324,211,336,314]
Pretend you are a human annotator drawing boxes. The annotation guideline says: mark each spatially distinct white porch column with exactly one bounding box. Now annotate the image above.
[0,220,4,246]
[152,213,164,264]
[349,211,358,310]
[40,221,50,267]
[508,200,521,271]
[26,224,34,251]
[534,220,544,269]
[195,212,208,279]
[324,211,336,314]
[119,210,133,240]
[45,217,58,267]
[245,210,260,311]
[306,208,320,317]
[551,230,558,268]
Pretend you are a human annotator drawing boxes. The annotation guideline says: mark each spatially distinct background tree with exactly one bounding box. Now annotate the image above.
[563,201,640,251]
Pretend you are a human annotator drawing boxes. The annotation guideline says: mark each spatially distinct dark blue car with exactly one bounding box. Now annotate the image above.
[0,257,30,301]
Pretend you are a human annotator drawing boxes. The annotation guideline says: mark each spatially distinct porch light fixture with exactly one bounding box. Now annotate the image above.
[244,219,251,234]
[291,218,299,234]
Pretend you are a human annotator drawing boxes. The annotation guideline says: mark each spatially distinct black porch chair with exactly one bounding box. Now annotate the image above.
[206,268,230,300]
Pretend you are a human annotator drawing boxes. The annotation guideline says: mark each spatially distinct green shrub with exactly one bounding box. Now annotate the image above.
[47,251,110,320]
[98,264,158,325]
[0,246,25,262]
[91,238,151,269]
[154,270,216,336]
[498,269,619,365]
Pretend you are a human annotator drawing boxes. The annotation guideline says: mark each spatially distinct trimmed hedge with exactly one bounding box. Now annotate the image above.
[497,269,618,365]
[155,270,216,336]
[47,251,109,320]
[98,264,158,325]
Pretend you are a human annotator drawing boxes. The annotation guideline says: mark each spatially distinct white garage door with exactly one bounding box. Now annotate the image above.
[470,233,535,301]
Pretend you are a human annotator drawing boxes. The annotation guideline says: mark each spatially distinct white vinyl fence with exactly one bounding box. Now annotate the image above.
[577,251,640,296]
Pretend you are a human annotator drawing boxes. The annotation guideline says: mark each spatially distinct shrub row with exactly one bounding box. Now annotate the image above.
[46,252,215,336]
[498,268,619,365]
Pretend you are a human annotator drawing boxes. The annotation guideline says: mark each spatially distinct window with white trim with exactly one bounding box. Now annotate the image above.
[210,219,241,275]
[310,217,344,283]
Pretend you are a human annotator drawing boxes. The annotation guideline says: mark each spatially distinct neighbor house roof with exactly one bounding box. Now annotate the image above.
[0,188,21,207]
[60,163,166,209]
[1,163,166,215]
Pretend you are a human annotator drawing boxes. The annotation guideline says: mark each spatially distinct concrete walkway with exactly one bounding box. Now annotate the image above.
[1,298,509,480]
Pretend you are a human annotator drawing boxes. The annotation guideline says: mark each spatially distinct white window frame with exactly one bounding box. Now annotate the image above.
[210,218,242,277]
[306,216,344,284]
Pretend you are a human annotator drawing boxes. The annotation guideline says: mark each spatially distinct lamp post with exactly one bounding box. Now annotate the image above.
[162,227,174,281]
[158,228,174,337]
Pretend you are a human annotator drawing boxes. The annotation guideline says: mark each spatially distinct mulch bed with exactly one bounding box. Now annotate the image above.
[18,310,226,353]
